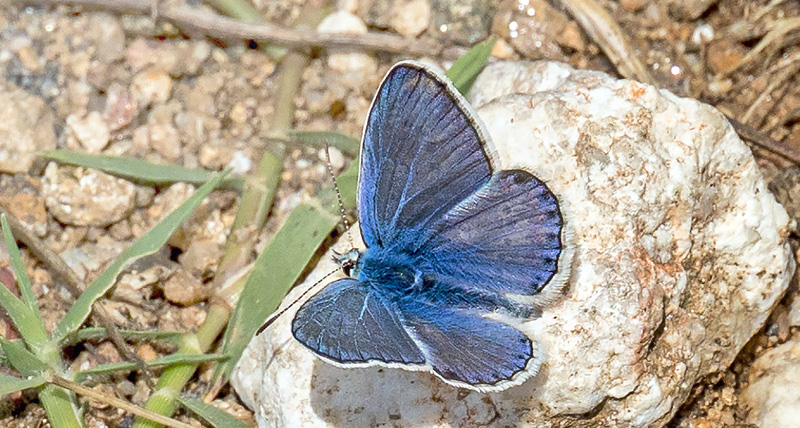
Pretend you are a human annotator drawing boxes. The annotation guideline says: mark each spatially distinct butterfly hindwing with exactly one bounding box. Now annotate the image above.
[398,299,535,391]
[359,63,492,251]
[414,169,564,296]
[291,278,426,366]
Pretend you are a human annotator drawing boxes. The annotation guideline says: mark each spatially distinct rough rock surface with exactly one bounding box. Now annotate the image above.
[741,337,800,428]
[0,81,57,173]
[42,163,137,227]
[232,61,794,427]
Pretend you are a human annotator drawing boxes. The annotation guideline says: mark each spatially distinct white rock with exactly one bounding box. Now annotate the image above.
[66,111,111,153]
[317,11,377,79]
[741,338,800,428]
[0,82,57,173]
[232,61,794,427]
[42,163,137,227]
[390,0,431,38]
[131,67,173,107]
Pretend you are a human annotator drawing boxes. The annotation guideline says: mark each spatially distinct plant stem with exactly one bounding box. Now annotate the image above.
[131,305,233,428]
[49,376,196,428]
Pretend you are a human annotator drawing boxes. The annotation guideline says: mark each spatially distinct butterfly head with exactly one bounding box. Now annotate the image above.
[332,248,361,277]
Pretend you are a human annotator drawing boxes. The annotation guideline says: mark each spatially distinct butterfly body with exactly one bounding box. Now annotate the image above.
[291,61,567,392]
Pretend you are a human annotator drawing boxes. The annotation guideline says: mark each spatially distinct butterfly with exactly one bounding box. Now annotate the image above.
[291,61,566,392]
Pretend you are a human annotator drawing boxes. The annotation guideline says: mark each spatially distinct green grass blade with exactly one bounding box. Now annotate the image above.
[39,384,85,428]
[1,214,43,325]
[64,328,182,346]
[289,130,360,157]
[74,353,229,381]
[0,338,50,376]
[214,158,359,382]
[39,150,243,190]
[445,35,497,95]
[52,171,229,343]
[0,227,49,350]
[216,203,339,379]
[177,395,251,428]
[0,372,46,395]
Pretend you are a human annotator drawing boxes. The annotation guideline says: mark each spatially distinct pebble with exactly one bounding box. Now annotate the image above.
[42,163,137,227]
[742,338,800,428]
[620,0,647,12]
[88,13,126,63]
[0,175,47,237]
[59,236,124,280]
[148,122,182,162]
[706,40,746,75]
[179,238,223,277]
[317,146,345,171]
[66,111,111,153]
[666,0,719,21]
[163,269,210,306]
[131,67,173,107]
[103,83,138,130]
[318,11,378,79]
[113,265,173,303]
[136,343,158,362]
[390,0,431,38]
[492,0,583,60]
[0,82,57,173]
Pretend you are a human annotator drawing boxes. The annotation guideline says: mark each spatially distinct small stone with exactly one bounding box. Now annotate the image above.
[148,122,182,161]
[198,145,233,170]
[117,380,136,397]
[163,269,210,306]
[16,45,42,72]
[707,40,746,75]
[180,305,207,330]
[666,0,719,20]
[103,83,138,131]
[742,338,800,428]
[60,236,125,280]
[390,0,431,38]
[492,0,580,60]
[179,239,222,277]
[88,13,126,63]
[136,343,158,362]
[228,150,253,175]
[114,265,173,303]
[95,342,122,363]
[131,67,173,107]
[0,175,47,237]
[66,111,111,153]
[42,163,137,227]
[620,0,647,12]
[0,82,57,173]
[491,37,518,60]
[317,146,345,171]
[318,11,378,79]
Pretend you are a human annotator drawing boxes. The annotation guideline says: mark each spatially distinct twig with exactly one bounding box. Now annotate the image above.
[26,0,464,59]
[728,117,800,166]
[0,207,158,387]
[741,52,800,125]
[48,375,197,428]
[558,0,654,84]
[718,16,800,77]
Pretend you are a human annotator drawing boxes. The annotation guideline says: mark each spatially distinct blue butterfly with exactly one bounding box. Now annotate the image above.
[292,61,566,392]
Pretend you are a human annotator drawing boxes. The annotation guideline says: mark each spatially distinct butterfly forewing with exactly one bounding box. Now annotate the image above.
[359,64,492,251]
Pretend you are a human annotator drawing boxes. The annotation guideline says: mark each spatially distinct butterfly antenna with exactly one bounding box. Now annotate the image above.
[256,268,342,335]
[324,141,356,251]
